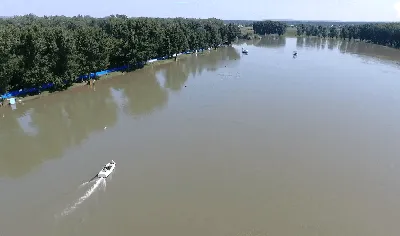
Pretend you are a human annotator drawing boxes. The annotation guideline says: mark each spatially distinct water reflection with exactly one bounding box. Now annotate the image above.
[0,47,240,178]
[254,36,286,48]
[304,37,321,50]
[163,61,191,91]
[0,87,118,178]
[320,39,326,50]
[161,46,240,91]
[296,37,305,48]
[115,67,169,117]
[242,36,286,49]
[338,40,400,64]
[224,46,241,61]
[16,108,38,136]
[238,38,261,47]
[316,38,327,50]
[298,37,400,65]
[327,38,338,50]
[109,87,128,111]
[339,40,350,54]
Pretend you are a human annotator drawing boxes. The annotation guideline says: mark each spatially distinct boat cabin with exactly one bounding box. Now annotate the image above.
[103,165,112,171]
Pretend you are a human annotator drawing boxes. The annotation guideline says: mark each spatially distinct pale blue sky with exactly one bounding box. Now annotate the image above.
[1,0,400,21]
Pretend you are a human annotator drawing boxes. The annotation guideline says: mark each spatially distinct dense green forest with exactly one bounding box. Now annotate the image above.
[0,15,241,95]
[252,21,287,36]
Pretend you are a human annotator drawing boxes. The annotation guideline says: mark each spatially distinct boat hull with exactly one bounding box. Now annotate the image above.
[98,161,116,178]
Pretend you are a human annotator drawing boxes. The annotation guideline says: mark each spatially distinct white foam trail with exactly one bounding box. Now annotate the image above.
[101,178,106,192]
[78,181,90,188]
[60,178,105,217]
[78,178,97,188]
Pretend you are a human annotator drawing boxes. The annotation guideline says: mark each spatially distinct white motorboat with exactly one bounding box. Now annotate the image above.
[97,160,116,178]
[242,48,248,54]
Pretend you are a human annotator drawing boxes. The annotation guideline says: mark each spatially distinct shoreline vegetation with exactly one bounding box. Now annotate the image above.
[1,16,400,105]
[0,15,242,103]
[2,49,209,104]
[238,20,400,49]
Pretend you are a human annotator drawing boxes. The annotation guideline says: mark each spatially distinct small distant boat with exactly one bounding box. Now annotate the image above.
[242,48,248,54]
[293,51,298,56]
[97,160,116,178]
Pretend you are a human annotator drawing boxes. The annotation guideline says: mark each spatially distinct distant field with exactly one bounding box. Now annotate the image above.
[240,26,254,35]
[285,26,297,36]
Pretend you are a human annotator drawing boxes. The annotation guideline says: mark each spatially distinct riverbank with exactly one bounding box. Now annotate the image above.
[0,16,241,102]
[1,50,213,105]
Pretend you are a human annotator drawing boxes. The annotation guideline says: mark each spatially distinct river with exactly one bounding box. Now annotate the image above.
[1,37,400,236]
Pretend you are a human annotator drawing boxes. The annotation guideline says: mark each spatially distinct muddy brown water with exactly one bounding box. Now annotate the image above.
[1,37,400,236]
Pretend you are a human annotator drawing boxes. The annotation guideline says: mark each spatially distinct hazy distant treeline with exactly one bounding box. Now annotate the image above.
[279,21,377,26]
[223,20,254,26]
[224,19,390,27]
[0,14,241,94]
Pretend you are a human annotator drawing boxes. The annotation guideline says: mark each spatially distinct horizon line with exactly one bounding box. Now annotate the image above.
[0,15,398,22]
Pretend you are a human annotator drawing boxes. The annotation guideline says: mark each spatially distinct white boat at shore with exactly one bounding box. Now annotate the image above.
[97,160,116,178]
[242,48,248,54]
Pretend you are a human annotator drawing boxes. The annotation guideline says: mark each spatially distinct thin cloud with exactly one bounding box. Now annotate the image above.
[395,1,400,18]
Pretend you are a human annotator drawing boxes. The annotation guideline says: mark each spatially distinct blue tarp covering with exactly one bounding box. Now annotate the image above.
[1,48,207,99]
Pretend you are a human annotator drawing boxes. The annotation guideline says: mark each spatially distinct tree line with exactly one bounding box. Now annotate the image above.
[0,14,241,94]
[296,24,339,38]
[295,23,400,49]
[241,20,400,50]
[252,20,287,36]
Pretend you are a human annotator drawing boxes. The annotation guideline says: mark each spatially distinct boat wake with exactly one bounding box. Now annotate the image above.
[78,175,99,188]
[56,160,116,218]
[58,178,106,217]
